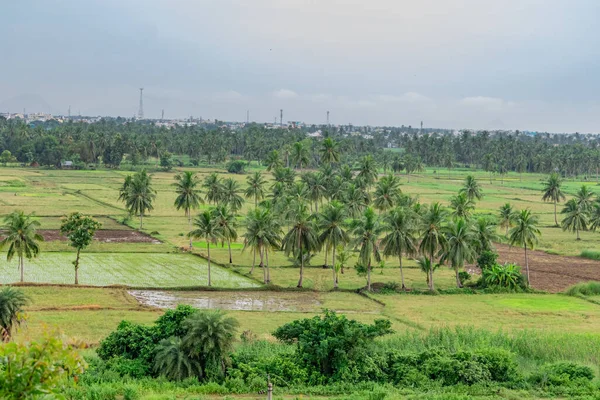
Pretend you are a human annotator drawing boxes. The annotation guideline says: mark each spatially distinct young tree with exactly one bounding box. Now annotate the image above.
[373,174,401,214]
[243,207,281,282]
[244,172,266,208]
[60,212,102,284]
[264,150,283,171]
[498,203,515,236]
[282,203,319,288]
[0,287,29,342]
[0,211,43,283]
[541,173,565,226]
[174,171,203,250]
[357,155,378,189]
[508,209,541,287]
[317,201,349,288]
[441,218,476,288]
[350,207,383,291]
[221,178,244,212]
[381,207,417,289]
[589,202,600,232]
[203,173,223,205]
[292,141,309,171]
[450,192,475,219]
[575,185,595,212]
[417,257,439,289]
[460,175,483,202]
[472,217,499,255]
[212,205,238,264]
[419,202,447,291]
[188,210,224,286]
[121,169,156,229]
[560,199,588,240]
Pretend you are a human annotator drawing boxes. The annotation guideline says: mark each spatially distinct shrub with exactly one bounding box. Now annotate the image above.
[458,271,471,283]
[477,250,498,271]
[580,249,600,260]
[107,356,150,378]
[97,320,158,365]
[530,362,595,386]
[226,160,247,174]
[564,281,600,296]
[482,263,525,290]
[155,305,197,338]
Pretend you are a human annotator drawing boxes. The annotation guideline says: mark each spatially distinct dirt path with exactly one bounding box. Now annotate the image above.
[494,243,600,292]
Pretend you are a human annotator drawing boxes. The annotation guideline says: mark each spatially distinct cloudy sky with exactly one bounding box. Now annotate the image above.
[1,0,599,132]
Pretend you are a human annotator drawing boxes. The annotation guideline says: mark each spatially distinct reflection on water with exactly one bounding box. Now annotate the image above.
[129,290,320,311]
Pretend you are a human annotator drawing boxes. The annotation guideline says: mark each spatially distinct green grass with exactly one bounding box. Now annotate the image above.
[0,253,259,288]
[564,281,600,297]
[581,249,600,260]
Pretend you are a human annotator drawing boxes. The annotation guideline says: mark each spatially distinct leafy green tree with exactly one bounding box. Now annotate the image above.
[159,151,173,171]
[60,212,102,284]
[0,287,29,342]
[460,175,483,202]
[212,205,238,264]
[508,209,541,287]
[244,172,266,208]
[174,171,203,249]
[381,207,417,289]
[221,178,244,212]
[0,150,16,166]
[203,173,223,205]
[181,310,239,380]
[541,173,565,226]
[373,174,401,213]
[441,218,476,288]
[282,203,319,288]
[498,203,515,236]
[0,211,43,283]
[122,169,156,229]
[317,201,349,288]
[189,210,224,286]
[561,199,588,240]
[350,207,383,291]
[319,138,340,165]
[419,202,447,291]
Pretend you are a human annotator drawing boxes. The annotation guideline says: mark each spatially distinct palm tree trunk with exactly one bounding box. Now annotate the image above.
[140,213,143,229]
[207,243,212,286]
[266,247,270,283]
[332,246,338,289]
[323,245,328,268]
[255,195,258,209]
[297,239,304,288]
[74,248,81,284]
[188,213,193,250]
[524,244,530,287]
[429,251,435,291]
[20,256,24,283]
[367,260,372,291]
[260,245,266,284]
[228,238,232,264]
[250,247,256,274]
[554,201,558,227]
[455,264,462,288]
[577,226,580,240]
[399,255,405,289]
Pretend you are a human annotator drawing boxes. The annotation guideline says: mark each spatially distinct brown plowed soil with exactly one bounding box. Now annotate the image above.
[36,229,161,244]
[494,243,600,292]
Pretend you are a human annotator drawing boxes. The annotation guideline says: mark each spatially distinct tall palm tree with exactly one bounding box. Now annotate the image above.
[302,172,327,212]
[244,172,266,208]
[473,217,499,254]
[344,183,369,218]
[381,207,417,289]
[350,207,383,291]
[243,207,281,282]
[264,150,283,171]
[0,287,29,342]
[123,169,156,229]
[419,202,447,291]
[589,202,600,232]
[441,218,476,288]
[575,185,595,212]
[221,178,244,212]
[292,141,309,171]
[460,175,483,202]
[317,201,349,288]
[319,138,340,165]
[189,210,224,286]
[282,203,319,288]
[498,203,515,236]
[0,211,44,282]
[118,175,133,203]
[357,155,378,188]
[560,199,588,240]
[174,171,203,249]
[508,209,541,287]
[373,174,401,214]
[450,192,475,219]
[541,173,565,226]
[212,205,238,264]
[203,173,223,205]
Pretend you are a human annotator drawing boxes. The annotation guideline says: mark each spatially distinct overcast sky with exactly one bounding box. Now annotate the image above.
[1,0,599,132]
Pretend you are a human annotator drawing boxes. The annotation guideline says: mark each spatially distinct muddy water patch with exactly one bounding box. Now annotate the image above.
[129,290,322,312]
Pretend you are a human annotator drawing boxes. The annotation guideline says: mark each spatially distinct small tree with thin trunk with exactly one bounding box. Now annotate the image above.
[174,171,203,250]
[541,173,565,227]
[350,207,383,292]
[60,212,102,284]
[282,203,318,288]
[508,209,541,287]
[0,211,43,283]
[189,210,223,287]
[381,207,417,290]
[561,199,588,241]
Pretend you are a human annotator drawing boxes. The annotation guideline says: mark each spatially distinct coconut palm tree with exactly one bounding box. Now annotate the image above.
[373,174,401,214]
[340,164,354,182]
[221,178,244,212]
[381,207,417,289]
[441,218,476,288]
[292,141,310,171]
[244,207,281,283]
[541,173,565,226]
[498,203,515,236]
[357,155,378,188]
[589,202,600,232]
[317,201,349,288]
[174,171,203,249]
[472,217,499,254]
[449,192,475,220]
[154,337,201,381]
[319,138,340,165]
[282,203,319,288]
[118,175,133,203]
[0,287,29,342]
[212,205,238,264]
[244,172,266,208]
[419,202,447,291]
[508,209,541,287]
[345,183,369,218]
[350,207,383,291]
[302,172,327,212]
[417,257,439,289]
[0,211,43,283]
[561,199,588,240]
[460,175,483,202]
[123,169,156,229]
[264,150,283,171]
[575,185,595,212]
[203,173,223,205]
[189,210,224,286]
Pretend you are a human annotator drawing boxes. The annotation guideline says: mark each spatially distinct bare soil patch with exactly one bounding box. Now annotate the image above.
[494,243,600,292]
[36,229,161,244]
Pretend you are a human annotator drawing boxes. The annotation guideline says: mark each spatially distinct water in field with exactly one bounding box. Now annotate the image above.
[128,290,321,312]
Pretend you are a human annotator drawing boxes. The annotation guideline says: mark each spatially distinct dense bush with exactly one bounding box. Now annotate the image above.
[530,362,595,386]
[97,320,158,365]
[481,263,526,290]
[564,281,600,296]
[476,250,498,271]
[226,160,247,174]
[580,249,600,260]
